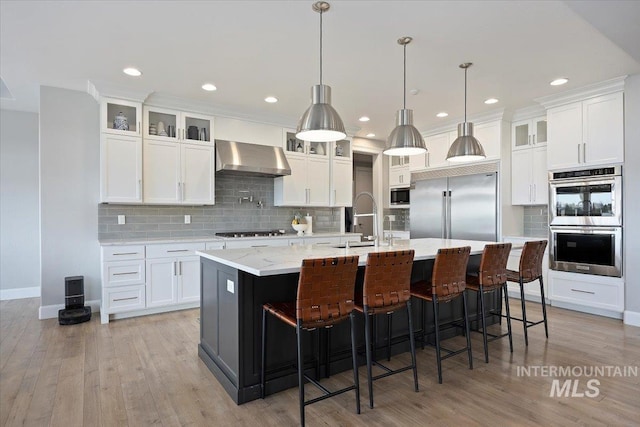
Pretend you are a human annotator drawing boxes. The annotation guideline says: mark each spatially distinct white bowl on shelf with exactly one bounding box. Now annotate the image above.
[292,223,308,236]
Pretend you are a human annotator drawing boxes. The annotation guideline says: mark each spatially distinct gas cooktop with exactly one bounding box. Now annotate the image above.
[215,230,286,238]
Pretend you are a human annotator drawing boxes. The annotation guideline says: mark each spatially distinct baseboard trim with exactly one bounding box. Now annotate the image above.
[1,286,40,300]
[623,310,640,327]
[39,300,101,320]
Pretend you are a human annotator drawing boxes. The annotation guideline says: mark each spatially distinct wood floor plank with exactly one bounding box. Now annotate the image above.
[1,297,639,426]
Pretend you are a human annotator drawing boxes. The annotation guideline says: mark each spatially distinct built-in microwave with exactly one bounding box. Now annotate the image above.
[390,187,410,206]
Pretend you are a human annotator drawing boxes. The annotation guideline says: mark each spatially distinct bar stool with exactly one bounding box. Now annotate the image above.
[261,256,360,427]
[506,240,548,346]
[354,250,418,409]
[410,246,472,384]
[465,243,513,363]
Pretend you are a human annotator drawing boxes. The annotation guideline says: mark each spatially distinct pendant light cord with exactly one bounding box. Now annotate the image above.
[319,10,323,85]
[403,42,407,109]
[464,66,467,122]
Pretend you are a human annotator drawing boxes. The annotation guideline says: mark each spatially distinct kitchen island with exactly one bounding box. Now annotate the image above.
[196,238,500,404]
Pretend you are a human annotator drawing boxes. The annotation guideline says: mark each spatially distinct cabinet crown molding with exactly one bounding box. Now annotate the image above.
[512,105,546,122]
[535,76,626,109]
[88,80,152,104]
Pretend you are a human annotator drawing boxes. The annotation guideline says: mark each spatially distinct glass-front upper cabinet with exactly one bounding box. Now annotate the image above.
[144,107,213,144]
[101,97,142,136]
[283,130,328,157]
[390,156,409,167]
[333,139,351,160]
[512,116,547,150]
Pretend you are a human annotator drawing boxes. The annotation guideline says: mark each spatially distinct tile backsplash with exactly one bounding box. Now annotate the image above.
[383,208,409,231]
[523,205,549,238]
[99,175,341,240]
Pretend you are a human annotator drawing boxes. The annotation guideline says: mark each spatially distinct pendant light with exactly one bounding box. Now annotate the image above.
[447,63,486,162]
[296,1,346,142]
[384,37,426,156]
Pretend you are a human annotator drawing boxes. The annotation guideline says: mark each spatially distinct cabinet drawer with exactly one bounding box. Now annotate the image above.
[205,241,226,250]
[103,260,145,287]
[146,242,205,258]
[105,285,146,312]
[102,245,145,261]
[551,275,623,309]
[225,239,290,249]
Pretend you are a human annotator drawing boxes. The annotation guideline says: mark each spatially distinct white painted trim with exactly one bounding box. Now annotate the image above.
[422,109,507,136]
[39,299,101,320]
[623,310,640,327]
[0,286,40,300]
[512,105,546,122]
[106,301,199,322]
[535,76,626,109]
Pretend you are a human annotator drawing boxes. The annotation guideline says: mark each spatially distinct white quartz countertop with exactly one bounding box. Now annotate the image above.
[196,238,503,277]
[99,232,360,246]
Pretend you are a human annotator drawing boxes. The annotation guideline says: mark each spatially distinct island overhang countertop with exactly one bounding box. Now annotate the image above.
[196,238,512,277]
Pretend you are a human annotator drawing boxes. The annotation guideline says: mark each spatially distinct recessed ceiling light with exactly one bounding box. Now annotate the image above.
[436,112,448,118]
[484,98,499,105]
[366,133,376,137]
[202,83,217,91]
[123,67,142,77]
[550,78,569,86]
[359,116,370,122]
[264,96,278,103]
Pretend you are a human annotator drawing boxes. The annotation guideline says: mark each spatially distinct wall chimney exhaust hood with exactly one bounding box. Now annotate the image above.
[215,140,291,177]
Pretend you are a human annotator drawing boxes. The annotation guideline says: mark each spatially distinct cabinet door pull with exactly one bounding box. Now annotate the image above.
[113,296,138,302]
[167,249,190,253]
[333,189,336,204]
[113,271,138,276]
[577,144,581,163]
[571,288,595,295]
[138,121,141,135]
[583,143,586,163]
[172,261,176,276]
[137,179,142,199]
[113,252,138,256]
[528,135,531,145]
[532,184,536,202]
[182,182,186,201]
[250,244,269,248]
[529,184,532,202]
[177,182,182,200]
[427,152,430,167]
[533,134,536,145]
[179,261,182,276]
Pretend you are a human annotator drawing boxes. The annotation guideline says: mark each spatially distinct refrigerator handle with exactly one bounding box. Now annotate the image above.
[447,190,452,239]
[442,191,447,239]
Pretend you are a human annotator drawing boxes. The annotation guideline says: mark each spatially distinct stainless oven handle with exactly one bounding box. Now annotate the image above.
[550,226,620,233]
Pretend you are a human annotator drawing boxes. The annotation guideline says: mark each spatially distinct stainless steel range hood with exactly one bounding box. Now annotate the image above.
[215,140,291,177]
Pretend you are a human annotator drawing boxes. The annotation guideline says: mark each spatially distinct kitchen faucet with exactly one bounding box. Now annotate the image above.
[353,191,379,247]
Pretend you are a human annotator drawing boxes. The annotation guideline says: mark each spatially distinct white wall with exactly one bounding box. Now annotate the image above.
[0,109,40,298]
[624,74,640,323]
[39,86,100,311]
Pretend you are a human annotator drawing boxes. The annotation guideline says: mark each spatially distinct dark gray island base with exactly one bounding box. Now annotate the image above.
[197,241,500,405]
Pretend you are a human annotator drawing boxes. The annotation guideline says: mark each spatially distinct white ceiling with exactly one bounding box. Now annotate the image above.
[1,0,639,140]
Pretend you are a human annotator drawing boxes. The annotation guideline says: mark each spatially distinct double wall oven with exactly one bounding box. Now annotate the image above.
[549,166,622,277]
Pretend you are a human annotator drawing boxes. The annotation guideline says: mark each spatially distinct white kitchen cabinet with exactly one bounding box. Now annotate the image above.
[389,166,410,187]
[100,133,142,203]
[224,239,291,249]
[419,131,455,170]
[473,121,502,160]
[143,140,215,205]
[547,92,623,170]
[299,236,342,246]
[330,139,353,207]
[512,145,548,205]
[549,270,624,318]
[99,97,143,203]
[101,97,142,136]
[274,129,330,206]
[512,116,547,150]
[143,106,213,144]
[101,244,147,324]
[145,243,204,308]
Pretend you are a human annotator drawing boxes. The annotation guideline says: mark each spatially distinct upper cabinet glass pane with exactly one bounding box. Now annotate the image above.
[514,123,529,147]
[105,101,139,134]
[285,131,305,154]
[308,141,327,157]
[334,140,351,159]
[536,119,547,144]
[147,109,178,139]
[184,115,211,142]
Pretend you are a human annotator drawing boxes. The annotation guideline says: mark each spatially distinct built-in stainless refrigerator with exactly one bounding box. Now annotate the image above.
[410,172,498,241]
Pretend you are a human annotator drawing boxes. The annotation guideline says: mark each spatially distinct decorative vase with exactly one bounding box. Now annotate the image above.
[113,112,129,131]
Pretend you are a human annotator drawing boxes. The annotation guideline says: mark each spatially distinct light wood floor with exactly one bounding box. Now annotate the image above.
[1,298,639,427]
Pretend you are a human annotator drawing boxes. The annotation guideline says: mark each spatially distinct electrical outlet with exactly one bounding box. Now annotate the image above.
[226,279,235,294]
[184,215,191,224]
[117,215,125,225]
